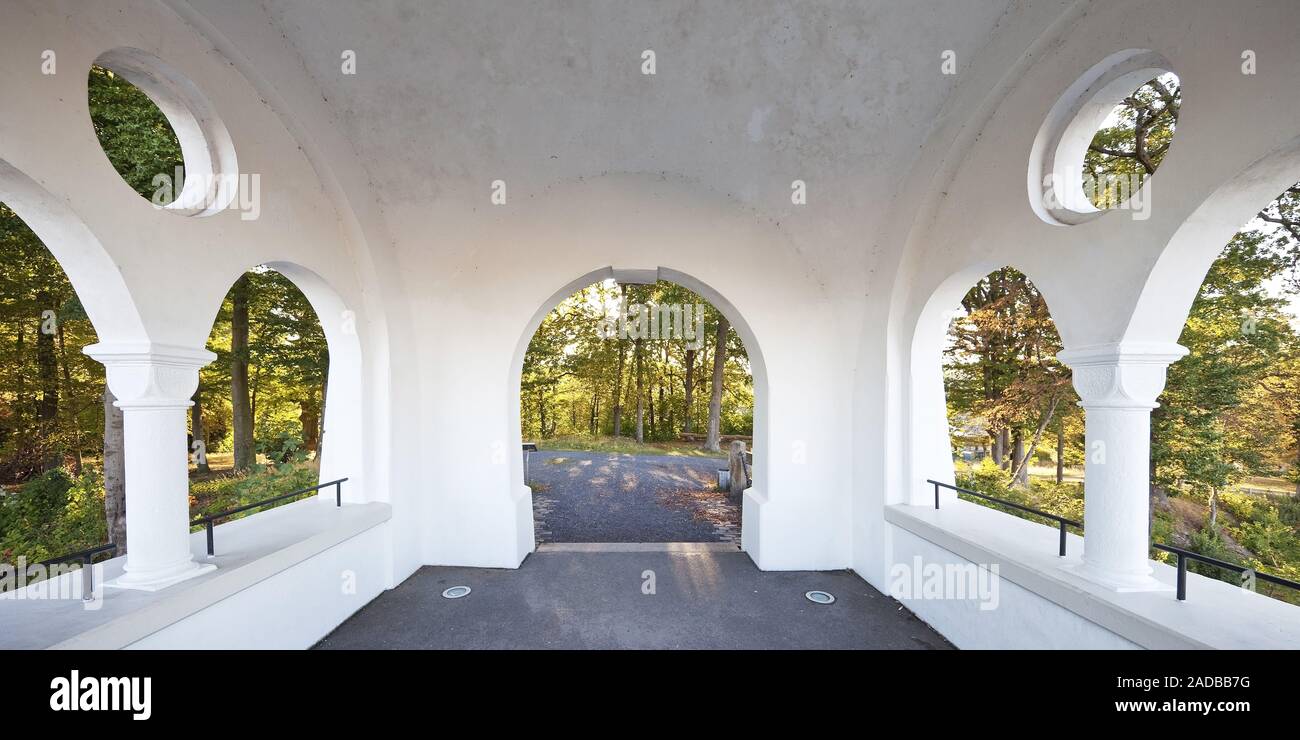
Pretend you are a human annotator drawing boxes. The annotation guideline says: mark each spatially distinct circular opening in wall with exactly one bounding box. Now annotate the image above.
[442,585,472,599]
[805,590,835,605]
[88,48,238,216]
[1081,72,1180,210]
[1029,50,1180,226]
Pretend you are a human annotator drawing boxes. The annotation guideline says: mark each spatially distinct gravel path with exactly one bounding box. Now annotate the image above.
[526,449,740,544]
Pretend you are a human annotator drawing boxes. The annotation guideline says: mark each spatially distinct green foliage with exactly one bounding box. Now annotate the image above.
[200,268,328,457]
[521,279,752,442]
[1150,509,1175,562]
[86,65,184,201]
[954,458,1084,529]
[188,463,320,525]
[0,204,104,481]
[1235,507,1297,570]
[945,267,1079,481]
[1186,525,1237,583]
[257,422,306,464]
[540,434,725,458]
[1153,231,1295,494]
[0,468,107,563]
[1084,73,1180,208]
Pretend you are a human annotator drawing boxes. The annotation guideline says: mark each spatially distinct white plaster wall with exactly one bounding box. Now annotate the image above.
[230,0,1021,571]
[414,176,852,569]
[0,1,421,587]
[5,0,1299,647]
[125,523,390,649]
[855,0,1300,594]
[889,527,1140,650]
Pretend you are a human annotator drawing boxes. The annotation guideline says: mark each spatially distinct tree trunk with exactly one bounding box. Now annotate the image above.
[191,385,210,474]
[57,322,83,476]
[656,347,666,441]
[13,326,25,447]
[612,284,628,437]
[705,315,730,452]
[230,274,255,471]
[299,400,320,453]
[1012,432,1029,487]
[317,373,328,461]
[1010,395,1060,486]
[647,355,656,440]
[1055,421,1065,485]
[634,336,645,444]
[103,387,127,553]
[538,387,547,438]
[683,347,696,434]
[36,291,59,470]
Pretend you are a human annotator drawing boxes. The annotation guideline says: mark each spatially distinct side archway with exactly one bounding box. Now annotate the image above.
[1126,135,1300,346]
[194,261,366,502]
[0,158,147,345]
[908,262,1075,510]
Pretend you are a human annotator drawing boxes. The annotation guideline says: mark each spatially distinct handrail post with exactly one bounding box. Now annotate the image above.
[1058,521,1067,557]
[336,479,342,507]
[205,521,215,557]
[933,481,940,510]
[1175,553,1187,601]
[81,553,93,602]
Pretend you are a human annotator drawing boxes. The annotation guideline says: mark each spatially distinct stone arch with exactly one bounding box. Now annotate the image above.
[1125,135,1300,346]
[906,260,1068,506]
[200,261,367,501]
[507,265,769,548]
[0,158,147,344]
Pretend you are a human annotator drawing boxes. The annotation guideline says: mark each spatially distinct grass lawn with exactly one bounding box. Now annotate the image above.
[532,435,726,458]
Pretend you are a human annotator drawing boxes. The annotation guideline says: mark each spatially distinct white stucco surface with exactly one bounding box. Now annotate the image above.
[2,0,1298,647]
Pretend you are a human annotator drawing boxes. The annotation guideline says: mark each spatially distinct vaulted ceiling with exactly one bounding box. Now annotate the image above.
[189,0,1050,294]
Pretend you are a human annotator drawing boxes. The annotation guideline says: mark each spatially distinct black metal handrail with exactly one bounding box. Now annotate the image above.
[1153,543,1300,602]
[927,479,1082,557]
[1,542,118,601]
[192,478,348,556]
[928,477,1300,603]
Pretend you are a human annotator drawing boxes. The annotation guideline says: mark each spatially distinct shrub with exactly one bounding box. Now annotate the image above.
[1218,490,1255,521]
[257,425,306,465]
[1187,525,1239,584]
[190,462,319,526]
[1234,507,1298,570]
[0,468,106,563]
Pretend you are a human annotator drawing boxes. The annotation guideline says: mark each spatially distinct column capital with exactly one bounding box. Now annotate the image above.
[83,342,216,409]
[1056,341,1188,409]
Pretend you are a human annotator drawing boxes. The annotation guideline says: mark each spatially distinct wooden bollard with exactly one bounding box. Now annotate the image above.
[728,440,750,499]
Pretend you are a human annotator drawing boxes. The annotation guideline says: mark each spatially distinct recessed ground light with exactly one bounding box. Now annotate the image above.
[805,590,835,605]
[441,586,471,599]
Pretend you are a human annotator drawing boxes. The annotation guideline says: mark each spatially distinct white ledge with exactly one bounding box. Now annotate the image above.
[886,499,1300,649]
[1,498,391,649]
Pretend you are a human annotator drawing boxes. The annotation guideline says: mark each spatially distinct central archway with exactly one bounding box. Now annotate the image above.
[508,266,769,551]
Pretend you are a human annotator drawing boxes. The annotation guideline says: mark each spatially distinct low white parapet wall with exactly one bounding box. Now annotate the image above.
[884,499,1300,649]
[2,498,392,649]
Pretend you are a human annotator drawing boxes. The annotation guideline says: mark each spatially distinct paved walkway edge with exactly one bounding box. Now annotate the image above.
[536,542,742,553]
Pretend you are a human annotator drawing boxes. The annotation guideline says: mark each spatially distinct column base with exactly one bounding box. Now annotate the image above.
[105,560,216,592]
[1062,561,1172,593]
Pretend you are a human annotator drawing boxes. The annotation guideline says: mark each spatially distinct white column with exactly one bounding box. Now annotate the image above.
[84,343,217,591]
[1057,342,1186,591]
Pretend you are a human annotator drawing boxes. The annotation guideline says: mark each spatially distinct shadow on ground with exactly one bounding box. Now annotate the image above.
[315,549,953,650]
